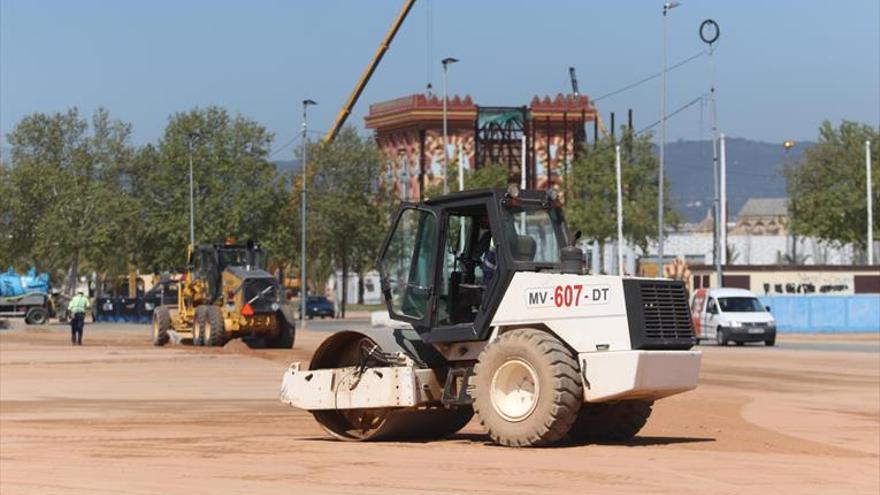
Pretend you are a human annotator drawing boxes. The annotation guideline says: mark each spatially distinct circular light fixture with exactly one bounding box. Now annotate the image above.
[700,19,720,45]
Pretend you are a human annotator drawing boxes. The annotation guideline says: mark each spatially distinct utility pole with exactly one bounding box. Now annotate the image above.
[868,140,874,265]
[615,144,624,276]
[441,57,459,195]
[300,99,317,328]
[658,1,681,278]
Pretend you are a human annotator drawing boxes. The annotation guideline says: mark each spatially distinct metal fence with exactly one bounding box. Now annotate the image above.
[759,295,880,333]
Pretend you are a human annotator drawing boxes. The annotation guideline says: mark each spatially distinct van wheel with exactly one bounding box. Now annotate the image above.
[472,329,581,447]
[716,328,727,346]
[765,337,776,346]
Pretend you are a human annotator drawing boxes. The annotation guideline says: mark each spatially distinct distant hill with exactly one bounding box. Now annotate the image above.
[274,159,302,175]
[664,137,812,223]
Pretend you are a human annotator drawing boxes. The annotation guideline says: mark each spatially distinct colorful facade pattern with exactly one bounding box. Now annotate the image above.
[365,93,595,200]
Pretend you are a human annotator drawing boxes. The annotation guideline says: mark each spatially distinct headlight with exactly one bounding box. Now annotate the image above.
[729,321,742,328]
[271,302,279,311]
[145,303,155,311]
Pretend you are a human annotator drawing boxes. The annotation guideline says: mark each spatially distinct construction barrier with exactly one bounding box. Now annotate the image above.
[759,295,880,333]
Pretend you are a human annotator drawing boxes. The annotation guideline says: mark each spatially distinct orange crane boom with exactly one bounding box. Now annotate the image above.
[323,0,416,144]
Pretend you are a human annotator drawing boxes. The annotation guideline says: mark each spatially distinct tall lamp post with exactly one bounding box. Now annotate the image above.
[867,140,874,265]
[700,18,720,284]
[300,99,317,327]
[658,1,680,278]
[783,140,796,264]
[441,57,459,195]
[186,132,201,248]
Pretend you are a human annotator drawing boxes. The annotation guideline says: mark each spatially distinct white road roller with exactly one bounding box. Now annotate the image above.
[281,188,701,447]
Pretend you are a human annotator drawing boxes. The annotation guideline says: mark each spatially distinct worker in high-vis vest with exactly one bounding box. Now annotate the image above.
[67,291,90,346]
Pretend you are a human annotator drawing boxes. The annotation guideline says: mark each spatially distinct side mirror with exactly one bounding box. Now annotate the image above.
[765,306,771,313]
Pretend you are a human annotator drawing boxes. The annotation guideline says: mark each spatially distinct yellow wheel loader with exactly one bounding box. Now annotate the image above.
[152,241,296,348]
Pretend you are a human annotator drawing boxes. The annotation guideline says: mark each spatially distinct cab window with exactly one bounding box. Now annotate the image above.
[707,298,718,314]
[379,208,436,320]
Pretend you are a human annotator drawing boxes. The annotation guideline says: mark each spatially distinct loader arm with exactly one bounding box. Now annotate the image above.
[323,0,416,144]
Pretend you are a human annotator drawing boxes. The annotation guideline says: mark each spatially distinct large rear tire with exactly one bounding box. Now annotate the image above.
[568,400,653,443]
[205,306,225,347]
[472,329,582,447]
[152,306,171,346]
[267,314,295,349]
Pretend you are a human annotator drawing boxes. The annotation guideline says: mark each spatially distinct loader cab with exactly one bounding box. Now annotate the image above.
[188,242,268,303]
[378,188,569,343]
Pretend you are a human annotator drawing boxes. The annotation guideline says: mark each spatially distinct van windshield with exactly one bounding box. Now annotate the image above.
[718,297,764,312]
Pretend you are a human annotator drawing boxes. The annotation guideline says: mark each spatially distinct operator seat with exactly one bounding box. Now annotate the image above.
[513,235,537,262]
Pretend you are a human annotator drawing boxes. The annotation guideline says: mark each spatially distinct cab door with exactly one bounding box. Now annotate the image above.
[704,297,720,338]
[377,206,439,329]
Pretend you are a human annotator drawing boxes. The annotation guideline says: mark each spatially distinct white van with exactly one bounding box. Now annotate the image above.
[690,288,777,346]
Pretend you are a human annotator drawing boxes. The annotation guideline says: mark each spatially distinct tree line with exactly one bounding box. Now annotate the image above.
[2,107,872,301]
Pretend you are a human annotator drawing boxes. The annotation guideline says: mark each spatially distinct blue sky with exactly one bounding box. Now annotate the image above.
[1,0,878,158]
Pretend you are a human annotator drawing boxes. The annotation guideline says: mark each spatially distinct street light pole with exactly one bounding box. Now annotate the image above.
[300,99,317,328]
[615,144,624,275]
[867,140,874,265]
[442,57,459,195]
[658,1,680,278]
[187,132,200,248]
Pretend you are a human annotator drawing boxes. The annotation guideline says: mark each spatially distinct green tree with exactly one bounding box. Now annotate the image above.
[567,129,682,265]
[785,120,879,252]
[129,106,293,272]
[3,108,137,292]
[306,127,393,315]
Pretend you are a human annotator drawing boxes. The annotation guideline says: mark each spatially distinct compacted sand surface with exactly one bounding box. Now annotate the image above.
[1,322,878,494]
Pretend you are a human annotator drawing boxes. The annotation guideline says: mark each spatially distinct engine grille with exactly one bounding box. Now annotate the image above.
[623,279,695,350]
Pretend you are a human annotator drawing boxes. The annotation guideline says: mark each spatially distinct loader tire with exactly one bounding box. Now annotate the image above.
[193,306,208,346]
[152,306,171,346]
[267,315,295,349]
[472,329,582,447]
[568,400,653,443]
[205,306,225,347]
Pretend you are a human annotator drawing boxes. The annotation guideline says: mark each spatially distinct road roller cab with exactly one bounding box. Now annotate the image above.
[281,188,701,447]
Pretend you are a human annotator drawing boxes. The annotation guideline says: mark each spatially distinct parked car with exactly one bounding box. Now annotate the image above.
[299,296,334,319]
[691,288,776,346]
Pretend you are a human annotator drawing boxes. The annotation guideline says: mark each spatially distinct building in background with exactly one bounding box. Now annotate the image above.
[364,93,595,200]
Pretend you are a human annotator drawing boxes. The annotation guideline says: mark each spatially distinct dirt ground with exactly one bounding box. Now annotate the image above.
[1,321,878,494]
